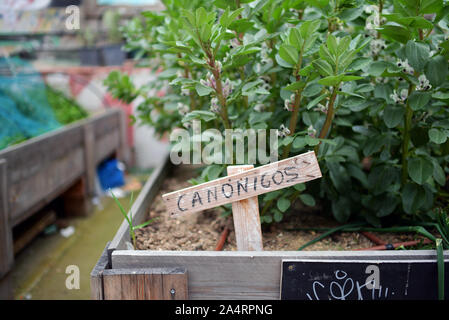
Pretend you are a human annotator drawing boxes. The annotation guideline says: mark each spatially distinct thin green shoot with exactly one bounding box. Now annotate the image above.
[110,191,157,250]
[436,238,445,300]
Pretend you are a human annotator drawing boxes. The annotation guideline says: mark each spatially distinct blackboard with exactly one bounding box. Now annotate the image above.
[281,260,449,300]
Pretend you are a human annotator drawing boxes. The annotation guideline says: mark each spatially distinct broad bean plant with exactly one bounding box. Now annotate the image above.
[105,0,449,226]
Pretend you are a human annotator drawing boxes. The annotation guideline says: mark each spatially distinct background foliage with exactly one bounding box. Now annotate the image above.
[105,0,449,227]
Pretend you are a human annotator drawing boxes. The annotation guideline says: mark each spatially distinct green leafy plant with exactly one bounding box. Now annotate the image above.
[45,86,88,124]
[111,192,156,249]
[105,0,449,231]
[102,9,123,44]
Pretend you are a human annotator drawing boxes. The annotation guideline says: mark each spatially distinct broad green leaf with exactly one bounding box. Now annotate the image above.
[405,40,430,72]
[425,55,448,86]
[220,7,244,27]
[249,111,272,125]
[284,81,306,91]
[433,161,446,186]
[408,157,433,185]
[421,0,444,14]
[348,57,371,71]
[207,164,223,180]
[378,25,411,43]
[299,19,321,38]
[306,93,327,109]
[277,198,291,212]
[408,91,431,110]
[181,9,196,27]
[339,7,363,21]
[432,92,449,100]
[262,215,273,223]
[273,210,283,222]
[367,61,390,76]
[288,28,303,51]
[337,36,351,56]
[383,105,405,128]
[264,190,282,201]
[384,14,434,29]
[279,44,299,65]
[195,83,214,96]
[402,182,426,214]
[312,60,333,76]
[280,136,294,147]
[327,161,351,193]
[305,136,320,146]
[276,53,294,68]
[429,128,448,144]
[229,19,255,33]
[332,197,351,223]
[299,194,316,207]
[183,110,217,122]
[377,194,400,217]
[326,34,338,56]
[319,44,335,65]
[303,82,323,97]
[338,50,357,71]
[293,183,306,192]
[292,136,307,149]
[318,75,362,86]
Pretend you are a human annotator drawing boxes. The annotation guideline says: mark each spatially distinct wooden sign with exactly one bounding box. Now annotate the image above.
[162,151,322,217]
[281,260,449,300]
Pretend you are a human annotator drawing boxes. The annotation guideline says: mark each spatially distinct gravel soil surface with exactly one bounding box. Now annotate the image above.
[135,165,428,251]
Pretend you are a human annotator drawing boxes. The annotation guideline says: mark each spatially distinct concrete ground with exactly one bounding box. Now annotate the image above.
[10,173,149,300]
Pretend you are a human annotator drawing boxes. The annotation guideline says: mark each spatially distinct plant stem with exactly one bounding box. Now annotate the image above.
[282,89,303,158]
[401,83,415,185]
[268,39,278,112]
[212,67,231,129]
[261,199,274,216]
[130,229,137,250]
[282,44,305,158]
[314,86,338,154]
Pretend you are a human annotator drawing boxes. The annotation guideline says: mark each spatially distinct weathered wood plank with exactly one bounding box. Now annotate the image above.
[0,109,122,227]
[90,242,110,300]
[163,151,321,217]
[227,165,263,251]
[83,123,96,197]
[162,270,188,300]
[0,159,13,278]
[13,210,56,255]
[102,267,187,300]
[103,273,122,300]
[136,273,148,300]
[10,147,85,225]
[121,273,138,300]
[112,250,449,300]
[147,273,163,300]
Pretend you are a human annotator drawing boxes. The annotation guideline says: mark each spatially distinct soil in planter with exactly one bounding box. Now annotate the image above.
[135,165,431,251]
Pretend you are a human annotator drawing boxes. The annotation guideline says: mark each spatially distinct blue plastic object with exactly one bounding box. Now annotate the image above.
[97,159,125,191]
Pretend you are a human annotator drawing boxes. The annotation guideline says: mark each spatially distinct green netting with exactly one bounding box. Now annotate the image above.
[0,57,62,150]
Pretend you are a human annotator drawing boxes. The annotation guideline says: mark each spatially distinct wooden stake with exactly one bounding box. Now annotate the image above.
[227,165,263,251]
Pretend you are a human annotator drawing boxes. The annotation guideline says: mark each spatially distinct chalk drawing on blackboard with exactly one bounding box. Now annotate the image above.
[280,259,449,300]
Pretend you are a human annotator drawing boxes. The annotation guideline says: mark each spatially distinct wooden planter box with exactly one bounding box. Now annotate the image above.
[91,152,449,300]
[0,108,128,282]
